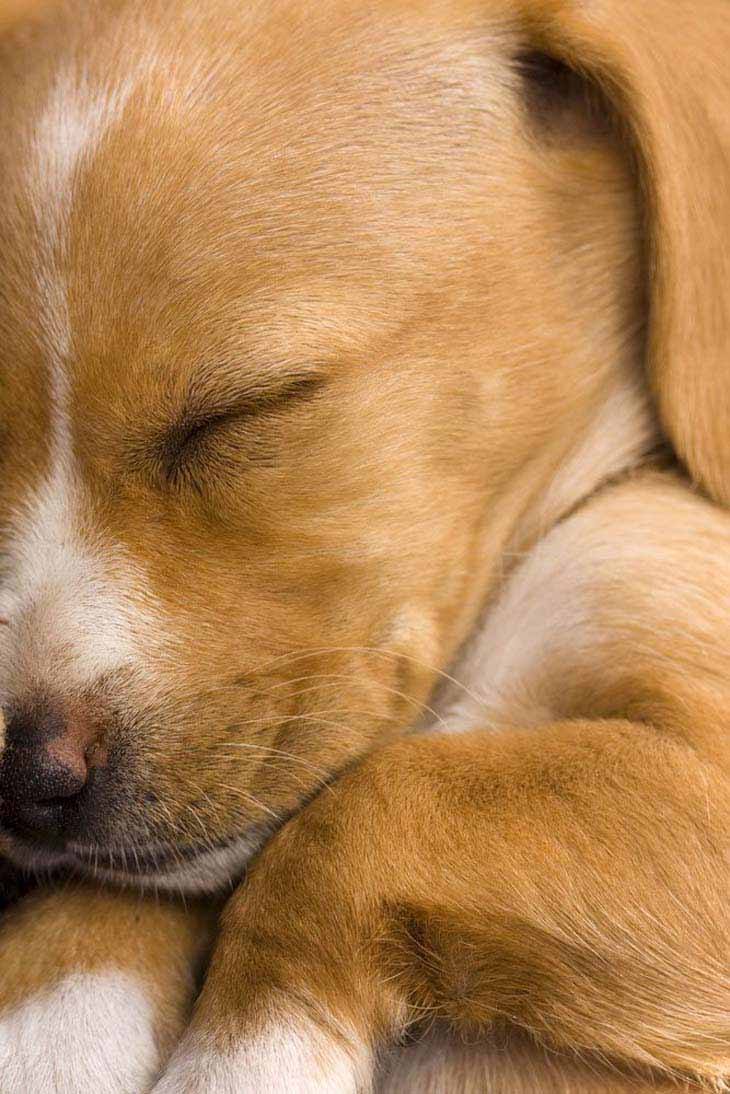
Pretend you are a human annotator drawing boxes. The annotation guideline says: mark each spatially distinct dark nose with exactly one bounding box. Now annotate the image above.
[0,699,97,844]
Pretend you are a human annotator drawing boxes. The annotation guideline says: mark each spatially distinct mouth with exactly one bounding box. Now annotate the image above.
[69,829,260,874]
[1,823,274,894]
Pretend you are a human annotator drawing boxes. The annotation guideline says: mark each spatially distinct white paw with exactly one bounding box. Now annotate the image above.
[154,1012,372,1094]
[0,971,162,1093]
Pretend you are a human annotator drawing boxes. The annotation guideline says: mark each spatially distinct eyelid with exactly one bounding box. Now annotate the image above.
[158,372,325,484]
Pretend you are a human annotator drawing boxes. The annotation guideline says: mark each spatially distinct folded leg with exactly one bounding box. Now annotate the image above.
[156,473,730,1091]
[0,883,213,1093]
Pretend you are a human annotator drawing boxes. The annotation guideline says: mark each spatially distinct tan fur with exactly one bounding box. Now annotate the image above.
[380,1026,701,1093]
[0,0,648,881]
[521,0,730,510]
[0,1,728,1090]
[0,883,211,1022]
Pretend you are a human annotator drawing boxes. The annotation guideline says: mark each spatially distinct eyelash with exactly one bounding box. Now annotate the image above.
[160,376,324,491]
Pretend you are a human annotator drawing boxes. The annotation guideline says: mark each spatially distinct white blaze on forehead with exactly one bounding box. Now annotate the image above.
[0,67,161,695]
[29,67,137,364]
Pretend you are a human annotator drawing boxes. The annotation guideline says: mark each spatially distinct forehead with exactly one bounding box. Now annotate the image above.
[0,0,513,414]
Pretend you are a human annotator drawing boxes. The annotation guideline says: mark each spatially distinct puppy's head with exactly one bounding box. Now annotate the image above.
[0,0,726,891]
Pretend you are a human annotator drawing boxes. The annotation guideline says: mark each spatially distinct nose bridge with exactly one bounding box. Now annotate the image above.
[4,691,98,752]
[0,468,146,692]
[6,694,66,753]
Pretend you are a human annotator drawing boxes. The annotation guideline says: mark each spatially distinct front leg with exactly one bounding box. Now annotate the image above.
[157,721,730,1093]
[0,883,213,1093]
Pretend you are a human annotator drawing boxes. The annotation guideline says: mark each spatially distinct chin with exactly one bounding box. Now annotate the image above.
[1,824,273,896]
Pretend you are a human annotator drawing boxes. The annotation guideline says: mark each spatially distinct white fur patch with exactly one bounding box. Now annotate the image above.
[0,971,160,1094]
[0,66,162,703]
[434,502,605,733]
[29,69,136,361]
[0,412,164,706]
[155,1013,371,1094]
[0,473,158,696]
[77,827,273,896]
[526,377,657,538]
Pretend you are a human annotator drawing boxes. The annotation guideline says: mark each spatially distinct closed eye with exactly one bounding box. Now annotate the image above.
[154,373,325,488]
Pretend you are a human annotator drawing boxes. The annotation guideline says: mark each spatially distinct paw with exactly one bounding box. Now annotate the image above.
[154,1010,372,1094]
[0,970,163,1093]
[0,884,212,1092]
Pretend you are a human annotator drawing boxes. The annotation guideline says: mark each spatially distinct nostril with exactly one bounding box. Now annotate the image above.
[0,757,88,845]
[0,698,107,844]
[1,748,87,805]
[38,756,88,801]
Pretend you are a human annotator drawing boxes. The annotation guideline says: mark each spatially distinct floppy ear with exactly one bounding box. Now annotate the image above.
[0,0,52,33]
[519,0,730,506]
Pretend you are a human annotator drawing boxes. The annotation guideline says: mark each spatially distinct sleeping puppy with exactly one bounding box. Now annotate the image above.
[0,0,728,1090]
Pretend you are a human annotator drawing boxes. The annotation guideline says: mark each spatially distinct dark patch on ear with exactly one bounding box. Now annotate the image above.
[516,50,613,142]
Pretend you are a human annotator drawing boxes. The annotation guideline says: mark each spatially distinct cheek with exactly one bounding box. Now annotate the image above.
[126,481,452,754]
[141,532,377,682]
[130,593,439,837]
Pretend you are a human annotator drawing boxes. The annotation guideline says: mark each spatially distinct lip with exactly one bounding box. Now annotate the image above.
[0,828,74,873]
[2,819,273,895]
[1,820,248,875]
[68,831,246,876]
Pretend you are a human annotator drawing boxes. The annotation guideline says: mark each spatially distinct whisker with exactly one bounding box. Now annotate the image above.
[265,674,450,731]
[171,644,483,724]
[226,709,396,741]
[216,783,281,822]
[246,674,447,730]
[183,793,218,850]
[216,739,334,788]
[236,644,487,711]
[152,795,191,843]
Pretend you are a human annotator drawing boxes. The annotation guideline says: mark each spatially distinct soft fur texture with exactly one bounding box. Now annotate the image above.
[0,0,728,1091]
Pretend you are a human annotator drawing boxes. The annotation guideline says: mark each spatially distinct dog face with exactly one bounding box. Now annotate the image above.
[0,0,724,892]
